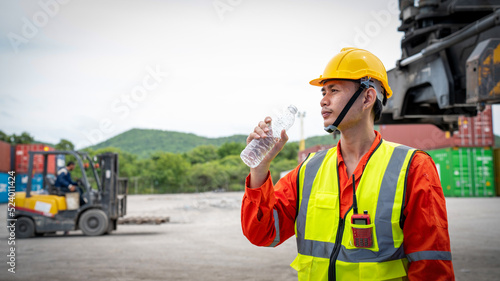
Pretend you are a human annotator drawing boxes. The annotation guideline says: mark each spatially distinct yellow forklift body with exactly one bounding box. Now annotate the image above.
[15,192,67,215]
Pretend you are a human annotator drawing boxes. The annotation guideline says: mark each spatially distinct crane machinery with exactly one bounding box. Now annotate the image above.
[381,0,500,132]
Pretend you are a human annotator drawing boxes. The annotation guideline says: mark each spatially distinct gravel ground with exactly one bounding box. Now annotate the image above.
[0,192,499,281]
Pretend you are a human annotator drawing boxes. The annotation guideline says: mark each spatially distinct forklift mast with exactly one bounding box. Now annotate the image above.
[98,153,127,219]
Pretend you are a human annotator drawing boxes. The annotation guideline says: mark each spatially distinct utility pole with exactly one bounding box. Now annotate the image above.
[298,112,306,151]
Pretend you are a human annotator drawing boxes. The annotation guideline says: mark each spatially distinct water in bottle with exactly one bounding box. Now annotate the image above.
[240,105,298,168]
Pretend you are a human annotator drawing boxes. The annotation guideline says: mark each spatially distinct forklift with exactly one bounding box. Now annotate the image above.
[13,151,127,238]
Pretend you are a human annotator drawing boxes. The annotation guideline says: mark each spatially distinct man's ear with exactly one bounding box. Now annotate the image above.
[363,87,377,110]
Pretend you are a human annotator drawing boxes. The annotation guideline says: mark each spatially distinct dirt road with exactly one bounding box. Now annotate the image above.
[0,192,499,280]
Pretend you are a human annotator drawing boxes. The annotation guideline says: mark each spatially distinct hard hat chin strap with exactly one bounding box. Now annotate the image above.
[324,79,370,134]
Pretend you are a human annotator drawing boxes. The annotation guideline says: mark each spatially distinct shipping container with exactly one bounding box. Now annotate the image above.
[428,147,495,197]
[451,148,474,197]
[495,148,500,196]
[471,148,495,197]
[453,106,494,147]
[15,174,26,192]
[10,146,15,171]
[55,154,66,173]
[0,141,12,173]
[15,144,55,174]
[15,173,44,192]
[426,149,454,197]
[380,105,494,149]
[380,124,453,150]
[0,172,10,203]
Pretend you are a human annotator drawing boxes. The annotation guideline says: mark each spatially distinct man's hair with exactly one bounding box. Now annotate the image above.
[373,98,382,122]
[67,161,75,167]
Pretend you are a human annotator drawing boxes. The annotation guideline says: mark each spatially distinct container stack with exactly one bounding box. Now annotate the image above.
[453,106,494,147]
[14,144,57,192]
[0,140,13,203]
[380,105,497,197]
[14,173,45,192]
[15,144,56,174]
[427,147,495,197]
[56,154,66,172]
[0,142,60,199]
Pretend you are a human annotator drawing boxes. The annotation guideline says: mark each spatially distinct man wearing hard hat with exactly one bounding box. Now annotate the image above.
[241,48,454,280]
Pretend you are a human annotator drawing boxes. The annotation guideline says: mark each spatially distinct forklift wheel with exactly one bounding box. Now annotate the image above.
[17,217,35,238]
[79,209,109,236]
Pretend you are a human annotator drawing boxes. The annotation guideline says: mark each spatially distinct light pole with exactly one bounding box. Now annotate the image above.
[298,112,306,151]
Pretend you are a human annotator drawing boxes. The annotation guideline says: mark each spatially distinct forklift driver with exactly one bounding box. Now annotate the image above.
[55,162,85,206]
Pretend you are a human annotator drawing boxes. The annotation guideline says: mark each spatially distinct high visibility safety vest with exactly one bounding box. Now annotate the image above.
[291,140,417,281]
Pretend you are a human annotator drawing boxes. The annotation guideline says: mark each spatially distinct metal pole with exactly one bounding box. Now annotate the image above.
[298,112,306,151]
[26,152,34,198]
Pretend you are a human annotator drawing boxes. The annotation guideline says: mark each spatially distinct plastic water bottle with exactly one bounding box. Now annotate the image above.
[240,105,298,168]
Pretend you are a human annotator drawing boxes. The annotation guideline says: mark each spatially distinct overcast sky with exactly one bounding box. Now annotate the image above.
[1,0,499,149]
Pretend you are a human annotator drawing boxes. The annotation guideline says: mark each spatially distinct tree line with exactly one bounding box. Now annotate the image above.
[0,131,299,194]
[85,142,299,194]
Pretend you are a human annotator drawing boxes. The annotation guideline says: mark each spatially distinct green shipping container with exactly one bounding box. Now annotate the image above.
[494,148,500,196]
[451,148,474,197]
[471,148,495,197]
[427,149,454,197]
[427,147,495,197]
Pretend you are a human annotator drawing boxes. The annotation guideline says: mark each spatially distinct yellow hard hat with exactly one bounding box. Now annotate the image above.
[309,47,393,98]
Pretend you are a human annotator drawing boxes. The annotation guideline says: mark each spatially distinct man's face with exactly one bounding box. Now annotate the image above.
[67,164,75,172]
[320,80,360,129]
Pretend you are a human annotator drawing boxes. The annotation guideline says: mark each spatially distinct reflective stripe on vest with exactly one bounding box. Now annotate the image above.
[267,209,281,247]
[296,149,331,258]
[293,140,417,281]
[406,250,452,262]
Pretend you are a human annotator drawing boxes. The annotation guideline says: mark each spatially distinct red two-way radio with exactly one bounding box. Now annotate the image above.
[350,175,373,248]
[351,210,373,248]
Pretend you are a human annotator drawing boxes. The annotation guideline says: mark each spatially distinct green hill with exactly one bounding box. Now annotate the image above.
[87,126,396,158]
[88,128,248,158]
[87,128,343,158]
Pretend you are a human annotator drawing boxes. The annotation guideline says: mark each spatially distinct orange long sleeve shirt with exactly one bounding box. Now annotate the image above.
[241,131,455,280]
